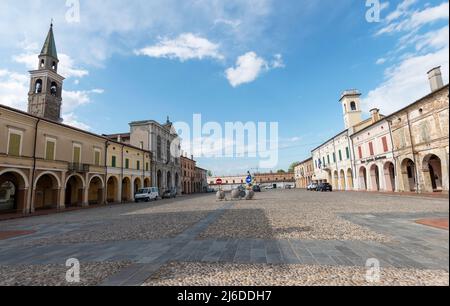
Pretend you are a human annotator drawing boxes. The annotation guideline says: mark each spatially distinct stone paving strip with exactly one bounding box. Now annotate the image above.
[198,190,448,242]
[0,191,448,286]
[143,262,449,286]
[0,262,131,286]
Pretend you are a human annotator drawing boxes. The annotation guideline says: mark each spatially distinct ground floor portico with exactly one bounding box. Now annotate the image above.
[0,165,152,215]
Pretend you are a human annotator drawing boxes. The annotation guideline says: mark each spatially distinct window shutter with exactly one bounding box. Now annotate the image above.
[95,151,100,166]
[46,141,55,160]
[369,142,374,156]
[8,133,21,156]
[358,146,363,159]
[73,146,81,163]
[112,156,117,168]
[382,137,389,152]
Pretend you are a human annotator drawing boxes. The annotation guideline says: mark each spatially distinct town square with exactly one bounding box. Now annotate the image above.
[0,0,449,290]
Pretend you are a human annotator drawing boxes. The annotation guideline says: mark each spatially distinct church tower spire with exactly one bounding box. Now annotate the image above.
[28,22,64,122]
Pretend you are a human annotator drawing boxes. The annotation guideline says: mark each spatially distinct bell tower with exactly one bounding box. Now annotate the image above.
[340,89,363,129]
[28,23,65,122]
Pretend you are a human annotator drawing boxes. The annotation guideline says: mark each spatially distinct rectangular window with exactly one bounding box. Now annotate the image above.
[137,160,140,170]
[315,160,317,169]
[382,136,389,153]
[358,146,363,159]
[146,162,149,171]
[323,157,326,166]
[94,150,101,166]
[111,155,117,168]
[333,153,336,163]
[339,150,343,161]
[45,139,56,160]
[369,142,374,156]
[125,158,130,169]
[346,147,350,159]
[73,145,81,163]
[327,155,330,165]
[8,131,22,156]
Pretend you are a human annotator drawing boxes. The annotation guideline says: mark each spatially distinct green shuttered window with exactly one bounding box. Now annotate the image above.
[8,133,21,156]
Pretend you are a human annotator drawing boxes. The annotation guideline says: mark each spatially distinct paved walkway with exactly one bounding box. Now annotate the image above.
[0,200,448,286]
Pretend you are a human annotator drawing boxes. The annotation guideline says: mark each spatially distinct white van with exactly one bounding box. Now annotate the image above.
[135,187,159,202]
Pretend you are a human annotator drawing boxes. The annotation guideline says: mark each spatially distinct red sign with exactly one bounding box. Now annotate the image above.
[216,179,223,185]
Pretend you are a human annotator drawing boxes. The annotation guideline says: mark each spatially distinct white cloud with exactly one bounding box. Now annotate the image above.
[62,89,104,113]
[376,58,387,65]
[225,52,268,87]
[135,33,224,62]
[271,54,285,69]
[366,1,449,114]
[0,66,101,130]
[377,1,449,35]
[13,51,89,79]
[0,70,28,110]
[363,46,449,114]
[62,113,92,130]
[225,52,285,87]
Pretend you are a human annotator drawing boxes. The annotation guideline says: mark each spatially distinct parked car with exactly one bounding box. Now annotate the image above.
[162,189,177,199]
[307,183,318,191]
[264,185,274,190]
[316,183,333,192]
[135,187,159,202]
[252,185,261,192]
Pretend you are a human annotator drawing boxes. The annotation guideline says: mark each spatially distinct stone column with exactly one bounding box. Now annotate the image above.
[57,187,65,210]
[82,187,89,207]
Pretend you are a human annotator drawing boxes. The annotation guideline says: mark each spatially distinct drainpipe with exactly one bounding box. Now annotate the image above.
[406,113,420,193]
[30,118,40,214]
[351,138,358,190]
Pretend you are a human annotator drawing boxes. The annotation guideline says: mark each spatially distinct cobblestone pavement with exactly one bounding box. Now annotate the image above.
[0,190,448,286]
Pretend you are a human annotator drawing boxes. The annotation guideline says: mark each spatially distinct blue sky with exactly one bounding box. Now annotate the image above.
[0,0,448,175]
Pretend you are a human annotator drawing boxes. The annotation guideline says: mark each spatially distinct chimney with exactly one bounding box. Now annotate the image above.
[428,66,444,92]
[191,154,194,161]
[370,108,381,124]
[117,135,121,143]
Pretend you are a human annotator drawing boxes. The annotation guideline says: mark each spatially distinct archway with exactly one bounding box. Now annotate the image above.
[0,170,28,213]
[134,177,142,195]
[359,167,368,190]
[107,176,119,203]
[34,173,60,210]
[422,154,443,192]
[401,158,416,192]
[65,175,85,207]
[144,178,151,188]
[333,171,339,190]
[370,164,380,191]
[339,170,346,190]
[157,170,162,190]
[347,169,354,190]
[88,176,104,205]
[122,177,132,202]
[384,162,396,192]
[175,173,179,193]
[167,172,172,190]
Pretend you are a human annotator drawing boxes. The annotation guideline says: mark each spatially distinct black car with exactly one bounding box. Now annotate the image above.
[316,183,333,192]
[162,189,177,199]
[252,185,261,192]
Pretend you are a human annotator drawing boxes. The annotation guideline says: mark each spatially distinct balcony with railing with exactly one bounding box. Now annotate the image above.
[68,163,90,173]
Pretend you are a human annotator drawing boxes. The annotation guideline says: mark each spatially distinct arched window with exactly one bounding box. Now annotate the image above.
[157,136,162,160]
[52,61,57,71]
[350,101,357,111]
[35,79,43,94]
[40,59,45,68]
[50,82,58,96]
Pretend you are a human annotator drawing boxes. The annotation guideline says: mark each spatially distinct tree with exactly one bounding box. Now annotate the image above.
[207,170,213,177]
[289,162,301,173]
[277,169,286,174]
